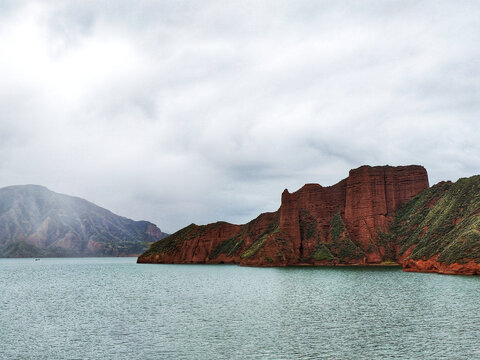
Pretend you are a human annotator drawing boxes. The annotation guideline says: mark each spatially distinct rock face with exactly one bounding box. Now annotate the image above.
[0,185,168,257]
[138,165,430,267]
[389,175,480,275]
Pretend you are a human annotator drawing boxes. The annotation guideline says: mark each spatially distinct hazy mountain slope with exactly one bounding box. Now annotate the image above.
[0,185,167,257]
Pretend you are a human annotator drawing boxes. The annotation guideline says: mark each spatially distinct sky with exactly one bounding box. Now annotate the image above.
[0,0,479,233]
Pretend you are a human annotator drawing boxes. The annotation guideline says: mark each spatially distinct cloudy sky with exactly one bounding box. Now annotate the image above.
[0,0,479,232]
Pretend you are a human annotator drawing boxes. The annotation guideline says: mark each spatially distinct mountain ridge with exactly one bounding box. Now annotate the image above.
[0,184,167,257]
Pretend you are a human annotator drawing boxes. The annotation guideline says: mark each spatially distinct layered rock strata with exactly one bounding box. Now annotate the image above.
[138,165,430,267]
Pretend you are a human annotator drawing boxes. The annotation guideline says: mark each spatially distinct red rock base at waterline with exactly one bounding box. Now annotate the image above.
[403,256,480,275]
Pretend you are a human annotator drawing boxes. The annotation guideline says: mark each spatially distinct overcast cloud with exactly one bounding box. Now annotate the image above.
[0,0,479,232]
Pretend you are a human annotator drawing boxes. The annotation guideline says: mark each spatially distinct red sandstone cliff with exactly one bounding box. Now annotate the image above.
[344,166,429,261]
[138,165,429,266]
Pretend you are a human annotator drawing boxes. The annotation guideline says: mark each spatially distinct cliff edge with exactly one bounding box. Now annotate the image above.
[139,165,480,275]
[138,165,429,267]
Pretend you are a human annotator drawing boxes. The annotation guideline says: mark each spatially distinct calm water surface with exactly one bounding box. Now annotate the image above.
[1,258,479,359]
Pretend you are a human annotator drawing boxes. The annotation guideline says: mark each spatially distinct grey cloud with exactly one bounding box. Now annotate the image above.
[0,0,479,232]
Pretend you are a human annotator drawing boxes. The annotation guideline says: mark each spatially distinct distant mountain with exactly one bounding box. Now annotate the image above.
[0,185,168,257]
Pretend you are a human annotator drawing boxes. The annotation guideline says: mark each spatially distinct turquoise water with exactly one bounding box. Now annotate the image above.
[1,258,479,359]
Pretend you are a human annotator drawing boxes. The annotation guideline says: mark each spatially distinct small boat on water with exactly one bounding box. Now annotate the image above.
[35,258,40,261]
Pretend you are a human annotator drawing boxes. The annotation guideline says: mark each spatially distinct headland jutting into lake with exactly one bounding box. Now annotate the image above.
[138,165,480,275]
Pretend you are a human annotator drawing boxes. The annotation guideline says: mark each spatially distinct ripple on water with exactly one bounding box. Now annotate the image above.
[1,259,479,359]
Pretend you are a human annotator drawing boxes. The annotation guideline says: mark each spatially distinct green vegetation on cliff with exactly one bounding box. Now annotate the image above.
[207,214,282,260]
[326,212,365,261]
[240,216,280,259]
[391,176,480,264]
[311,243,334,261]
[142,223,198,257]
[240,233,270,259]
[306,211,365,262]
[209,231,245,259]
[299,209,317,240]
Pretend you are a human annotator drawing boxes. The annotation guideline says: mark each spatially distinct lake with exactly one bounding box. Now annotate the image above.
[1,258,479,359]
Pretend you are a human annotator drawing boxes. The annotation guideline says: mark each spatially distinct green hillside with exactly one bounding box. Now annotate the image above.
[391,176,480,264]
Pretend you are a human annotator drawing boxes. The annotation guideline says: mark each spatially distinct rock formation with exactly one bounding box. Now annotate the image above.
[389,176,480,275]
[138,165,433,267]
[140,165,480,275]
[0,185,168,257]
